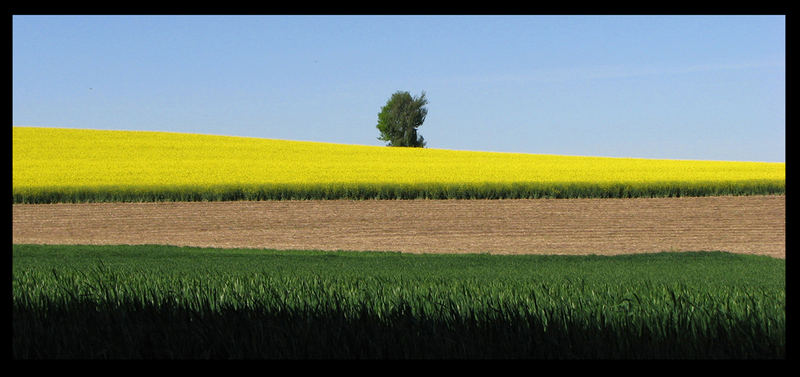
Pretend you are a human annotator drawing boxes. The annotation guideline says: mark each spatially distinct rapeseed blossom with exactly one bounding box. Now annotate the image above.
[12,126,785,202]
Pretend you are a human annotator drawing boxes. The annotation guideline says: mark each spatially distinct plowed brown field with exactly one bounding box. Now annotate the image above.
[12,195,785,259]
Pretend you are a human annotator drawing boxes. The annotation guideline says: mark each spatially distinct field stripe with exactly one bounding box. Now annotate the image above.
[12,195,785,259]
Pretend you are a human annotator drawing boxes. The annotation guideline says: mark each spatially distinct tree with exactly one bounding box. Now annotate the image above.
[376,90,428,147]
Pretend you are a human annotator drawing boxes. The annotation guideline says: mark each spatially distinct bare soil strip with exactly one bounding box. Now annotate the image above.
[12,195,785,259]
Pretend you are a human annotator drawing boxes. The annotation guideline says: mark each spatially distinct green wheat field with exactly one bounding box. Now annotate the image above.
[12,244,785,359]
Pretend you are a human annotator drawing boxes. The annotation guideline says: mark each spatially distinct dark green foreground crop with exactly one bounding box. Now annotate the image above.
[12,244,785,359]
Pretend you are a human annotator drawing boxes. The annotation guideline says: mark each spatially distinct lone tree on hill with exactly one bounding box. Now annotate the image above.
[376,90,428,147]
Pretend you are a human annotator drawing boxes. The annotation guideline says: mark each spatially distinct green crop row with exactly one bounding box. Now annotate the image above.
[13,179,785,203]
[12,245,785,359]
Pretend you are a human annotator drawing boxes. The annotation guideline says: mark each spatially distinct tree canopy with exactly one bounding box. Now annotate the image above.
[376,90,428,148]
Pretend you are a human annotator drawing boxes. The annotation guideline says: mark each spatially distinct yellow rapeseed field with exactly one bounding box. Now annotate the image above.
[12,126,785,202]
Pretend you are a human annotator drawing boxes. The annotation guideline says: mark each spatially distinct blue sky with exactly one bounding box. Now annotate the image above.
[13,15,785,162]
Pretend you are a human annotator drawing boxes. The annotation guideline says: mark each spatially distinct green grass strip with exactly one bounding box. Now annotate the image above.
[12,179,785,203]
